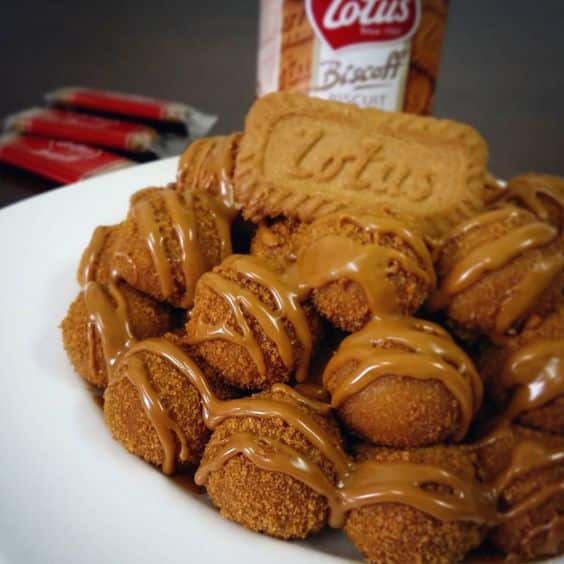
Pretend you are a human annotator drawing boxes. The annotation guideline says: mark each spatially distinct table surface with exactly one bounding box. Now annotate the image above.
[1,0,563,209]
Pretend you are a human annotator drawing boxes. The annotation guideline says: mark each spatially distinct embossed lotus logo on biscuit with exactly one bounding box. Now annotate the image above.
[306,0,420,49]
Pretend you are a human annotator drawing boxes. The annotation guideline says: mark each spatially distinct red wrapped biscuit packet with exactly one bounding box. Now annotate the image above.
[0,134,132,185]
[46,87,217,137]
[5,108,159,153]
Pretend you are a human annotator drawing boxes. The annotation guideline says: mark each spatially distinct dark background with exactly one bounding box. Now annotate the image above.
[1,0,563,208]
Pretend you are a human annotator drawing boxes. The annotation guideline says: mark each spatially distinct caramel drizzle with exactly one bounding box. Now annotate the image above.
[322,316,482,440]
[162,190,210,307]
[203,135,240,220]
[271,383,331,415]
[125,355,190,475]
[180,134,240,220]
[194,432,496,528]
[487,438,564,544]
[491,438,564,495]
[186,273,273,376]
[131,188,232,307]
[227,255,313,381]
[112,251,138,285]
[187,255,313,382]
[430,207,559,332]
[77,213,563,548]
[108,336,562,542]
[132,197,174,299]
[439,207,519,241]
[495,255,564,334]
[470,423,564,557]
[119,339,494,526]
[196,427,564,533]
[499,175,564,224]
[204,194,233,259]
[117,339,349,476]
[484,172,508,205]
[295,214,435,316]
[84,281,135,376]
[77,225,110,286]
[293,383,331,404]
[500,338,564,420]
[517,515,564,559]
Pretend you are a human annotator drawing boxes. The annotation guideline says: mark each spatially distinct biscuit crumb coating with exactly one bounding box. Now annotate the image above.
[473,425,564,560]
[344,444,485,564]
[479,304,564,434]
[434,209,564,340]
[112,187,228,307]
[200,388,343,539]
[186,261,322,391]
[60,283,172,388]
[104,335,236,470]
[252,216,434,332]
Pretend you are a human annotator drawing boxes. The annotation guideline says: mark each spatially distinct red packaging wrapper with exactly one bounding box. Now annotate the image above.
[46,87,217,137]
[4,108,159,153]
[0,134,132,185]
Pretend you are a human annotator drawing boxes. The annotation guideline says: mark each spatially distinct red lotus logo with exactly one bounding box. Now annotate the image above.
[305,0,420,50]
[32,141,102,162]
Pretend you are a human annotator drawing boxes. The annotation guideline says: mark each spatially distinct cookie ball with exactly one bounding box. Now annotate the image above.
[431,207,564,341]
[196,385,344,539]
[344,443,485,564]
[112,186,233,307]
[61,281,172,389]
[479,304,564,434]
[104,334,236,473]
[323,316,482,447]
[186,254,321,390]
[294,212,435,332]
[474,424,564,561]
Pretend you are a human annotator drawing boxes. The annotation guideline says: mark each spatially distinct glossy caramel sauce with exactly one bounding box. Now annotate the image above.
[130,188,232,307]
[84,281,135,376]
[74,195,563,558]
[296,213,435,316]
[500,338,564,420]
[493,173,564,227]
[106,334,562,559]
[177,133,241,220]
[195,431,496,528]
[430,207,562,336]
[77,225,111,286]
[187,255,313,382]
[322,315,482,440]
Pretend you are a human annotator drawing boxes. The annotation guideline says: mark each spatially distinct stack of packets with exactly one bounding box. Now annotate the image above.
[0,87,217,185]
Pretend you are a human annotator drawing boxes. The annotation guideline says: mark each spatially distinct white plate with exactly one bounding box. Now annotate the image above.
[0,158,356,564]
[0,159,560,564]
